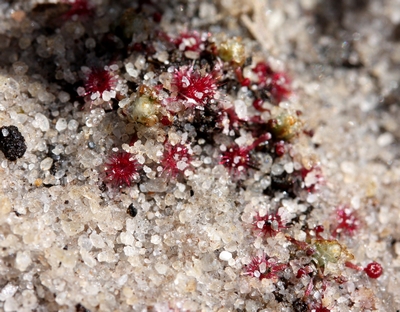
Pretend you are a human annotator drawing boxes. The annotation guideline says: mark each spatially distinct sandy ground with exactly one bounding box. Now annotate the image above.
[0,0,399,311]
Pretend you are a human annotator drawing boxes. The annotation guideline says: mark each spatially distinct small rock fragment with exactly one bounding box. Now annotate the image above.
[0,125,27,161]
[76,303,91,312]
[127,204,138,217]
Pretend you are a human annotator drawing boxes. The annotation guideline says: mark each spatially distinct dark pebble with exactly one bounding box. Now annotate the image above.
[0,125,27,161]
[127,204,138,217]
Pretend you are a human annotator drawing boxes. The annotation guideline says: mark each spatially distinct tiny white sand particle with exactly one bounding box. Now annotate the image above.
[203,157,212,164]
[194,91,203,99]
[102,90,116,101]
[90,91,99,100]
[284,162,294,173]
[176,160,188,171]
[155,263,168,275]
[150,235,161,245]
[55,118,67,132]
[177,183,186,192]
[219,251,232,261]
[40,157,53,171]
[377,132,393,147]
[137,155,145,164]
[109,64,119,71]
[182,76,190,87]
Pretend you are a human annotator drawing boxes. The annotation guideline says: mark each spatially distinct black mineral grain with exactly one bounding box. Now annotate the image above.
[0,125,27,161]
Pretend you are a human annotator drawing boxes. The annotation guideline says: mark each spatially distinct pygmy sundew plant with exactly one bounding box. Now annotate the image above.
[62,0,95,20]
[274,140,286,157]
[252,61,292,104]
[160,142,192,178]
[244,255,288,282]
[103,151,140,188]
[171,66,218,108]
[174,31,206,52]
[220,133,271,175]
[331,205,359,238]
[267,72,292,103]
[79,66,118,104]
[252,209,288,237]
[299,165,324,193]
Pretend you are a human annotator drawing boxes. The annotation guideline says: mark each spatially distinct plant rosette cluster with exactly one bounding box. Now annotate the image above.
[60,4,382,310]
[74,15,305,191]
[242,209,383,310]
